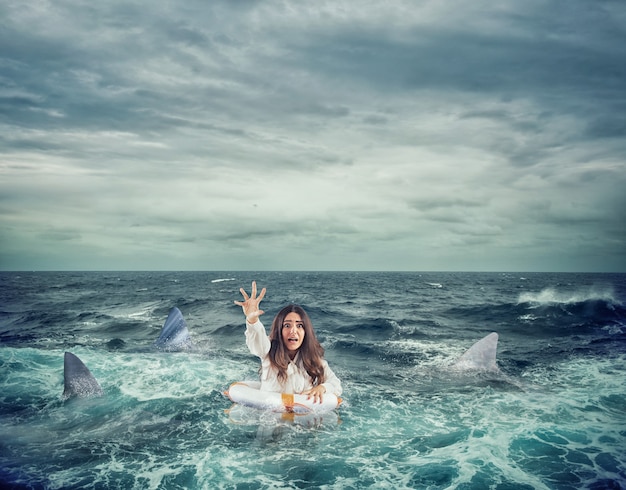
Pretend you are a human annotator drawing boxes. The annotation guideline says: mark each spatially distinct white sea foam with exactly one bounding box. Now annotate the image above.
[426,282,443,288]
[100,301,161,320]
[115,354,250,402]
[518,287,618,305]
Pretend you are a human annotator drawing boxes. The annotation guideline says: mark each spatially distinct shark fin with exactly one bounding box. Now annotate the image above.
[63,352,103,399]
[155,307,191,350]
[452,332,499,371]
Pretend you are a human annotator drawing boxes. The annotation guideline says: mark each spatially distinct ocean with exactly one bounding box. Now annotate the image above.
[0,271,624,489]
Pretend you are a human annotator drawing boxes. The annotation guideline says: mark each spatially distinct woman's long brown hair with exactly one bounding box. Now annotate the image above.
[267,305,326,386]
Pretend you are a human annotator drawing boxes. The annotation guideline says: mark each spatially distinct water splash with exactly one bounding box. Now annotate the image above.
[517,287,619,307]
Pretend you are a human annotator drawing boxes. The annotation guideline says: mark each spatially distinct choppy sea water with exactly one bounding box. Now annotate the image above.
[0,271,625,489]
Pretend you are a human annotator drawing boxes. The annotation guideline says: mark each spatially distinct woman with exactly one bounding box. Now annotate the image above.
[234,281,342,403]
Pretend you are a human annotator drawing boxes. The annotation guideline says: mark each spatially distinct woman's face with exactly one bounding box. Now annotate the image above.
[281,312,305,356]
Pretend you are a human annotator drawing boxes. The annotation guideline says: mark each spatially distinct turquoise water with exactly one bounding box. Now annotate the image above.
[1,271,625,488]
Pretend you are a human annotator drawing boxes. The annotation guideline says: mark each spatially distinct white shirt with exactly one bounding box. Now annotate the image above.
[245,320,342,396]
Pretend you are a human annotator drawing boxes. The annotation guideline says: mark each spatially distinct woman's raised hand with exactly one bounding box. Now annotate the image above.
[234,281,266,324]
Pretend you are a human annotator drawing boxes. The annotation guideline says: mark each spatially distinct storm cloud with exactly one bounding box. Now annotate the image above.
[1,0,624,271]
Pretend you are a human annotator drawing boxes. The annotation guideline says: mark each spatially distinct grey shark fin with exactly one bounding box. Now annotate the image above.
[63,352,104,399]
[452,332,499,371]
[155,307,191,350]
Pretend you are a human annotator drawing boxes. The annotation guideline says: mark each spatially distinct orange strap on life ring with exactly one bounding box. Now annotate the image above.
[281,393,295,412]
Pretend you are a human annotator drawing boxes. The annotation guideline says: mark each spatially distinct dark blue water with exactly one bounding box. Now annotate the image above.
[1,271,625,489]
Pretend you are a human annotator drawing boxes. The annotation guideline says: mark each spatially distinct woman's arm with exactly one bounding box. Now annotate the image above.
[320,361,342,397]
[235,281,270,358]
[303,360,342,403]
[245,319,271,358]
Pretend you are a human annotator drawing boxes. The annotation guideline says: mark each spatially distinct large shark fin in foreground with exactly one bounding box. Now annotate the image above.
[452,332,499,371]
[155,307,191,350]
[63,352,104,399]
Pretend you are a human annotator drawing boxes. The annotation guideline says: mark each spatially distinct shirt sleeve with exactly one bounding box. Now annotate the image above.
[245,319,271,359]
[321,360,342,396]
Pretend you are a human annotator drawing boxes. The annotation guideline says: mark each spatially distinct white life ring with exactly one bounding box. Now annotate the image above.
[224,381,342,414]
[225,403,340,428]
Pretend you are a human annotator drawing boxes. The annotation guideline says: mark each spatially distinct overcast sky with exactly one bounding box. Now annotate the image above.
[1,1,625,272]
